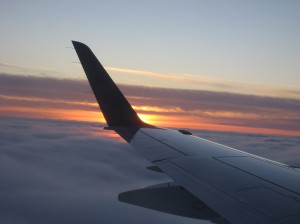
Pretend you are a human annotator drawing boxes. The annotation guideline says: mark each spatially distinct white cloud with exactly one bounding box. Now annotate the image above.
[1,116,299,224]
[0,116,209,224]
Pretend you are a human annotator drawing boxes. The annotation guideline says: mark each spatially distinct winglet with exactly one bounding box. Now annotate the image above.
[72,41,150,128]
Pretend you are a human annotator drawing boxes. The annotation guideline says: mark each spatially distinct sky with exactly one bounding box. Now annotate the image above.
[0,1,300,223]
[1,1,300,89]
[0,0,299,136]
[1,74,299,136]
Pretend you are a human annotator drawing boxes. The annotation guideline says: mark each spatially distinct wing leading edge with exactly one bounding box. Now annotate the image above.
[72,41,300,224]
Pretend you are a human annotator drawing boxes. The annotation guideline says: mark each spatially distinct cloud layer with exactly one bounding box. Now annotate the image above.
[0,116,299,224]
[0,73,299,136]
[1,61,299,99]
[1,116,203,224]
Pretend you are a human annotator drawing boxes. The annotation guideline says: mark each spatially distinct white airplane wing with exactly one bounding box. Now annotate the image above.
[72,41,300,224]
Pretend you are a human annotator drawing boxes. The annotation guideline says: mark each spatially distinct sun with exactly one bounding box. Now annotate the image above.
[137,113,157,125]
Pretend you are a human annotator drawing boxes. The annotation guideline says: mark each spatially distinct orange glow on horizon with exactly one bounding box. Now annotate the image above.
[1,104,300,137]
[0,94,99,107]
[136,113,300,137]
[0,106,105,123]
[133,105,183,113]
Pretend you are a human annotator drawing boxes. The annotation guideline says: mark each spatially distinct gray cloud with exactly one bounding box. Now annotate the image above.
[0,116,209,224]
[0,73,299,134]
[0,73,93,102]
[121,85,300,132]
[1,116,299,224]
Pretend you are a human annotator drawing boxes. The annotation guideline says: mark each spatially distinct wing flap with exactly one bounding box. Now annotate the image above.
[161,155,300,221]
[118,182,225,221]
[217,156,300,194]
[155,159,278,224]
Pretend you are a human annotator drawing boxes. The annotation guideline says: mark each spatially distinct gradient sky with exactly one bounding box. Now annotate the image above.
[0,0,299,135]
[1,74,299,136]
[0,2,300,223]
[1,1,299,87]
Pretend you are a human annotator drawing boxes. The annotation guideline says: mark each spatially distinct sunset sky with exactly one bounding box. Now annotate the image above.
[0,0,299,136]
[1,1,300,223]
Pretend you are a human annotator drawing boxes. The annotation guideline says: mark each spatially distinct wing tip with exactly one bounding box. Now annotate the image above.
[71,40,89,49]
[72,40,154,128]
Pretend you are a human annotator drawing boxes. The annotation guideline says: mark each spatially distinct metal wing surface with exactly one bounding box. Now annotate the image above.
[72,41,300,224]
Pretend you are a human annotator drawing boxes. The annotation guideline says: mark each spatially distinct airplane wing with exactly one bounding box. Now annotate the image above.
[72,41,300,224]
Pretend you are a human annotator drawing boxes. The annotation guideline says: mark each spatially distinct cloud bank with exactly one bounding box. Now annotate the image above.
[1,61,299,99]
[1,116,203,224]
[0,116,299,224]
[0,73,299,136]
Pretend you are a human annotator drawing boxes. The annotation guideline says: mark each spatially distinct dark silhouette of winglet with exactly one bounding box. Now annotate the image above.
[72,41,150,128]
